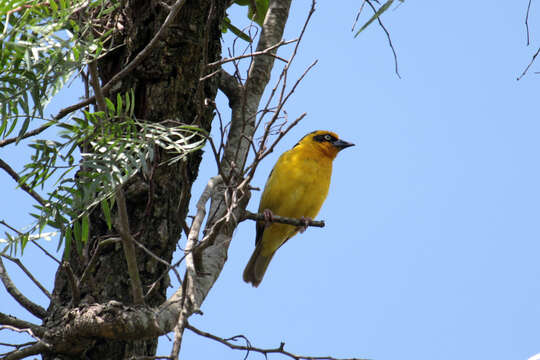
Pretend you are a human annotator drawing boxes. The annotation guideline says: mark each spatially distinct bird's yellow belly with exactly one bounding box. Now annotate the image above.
[259,157,331,255]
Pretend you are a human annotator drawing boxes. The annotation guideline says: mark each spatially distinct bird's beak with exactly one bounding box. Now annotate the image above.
[332,139,355,150]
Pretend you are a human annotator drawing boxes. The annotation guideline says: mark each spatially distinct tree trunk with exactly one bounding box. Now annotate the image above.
[43,0,226,358]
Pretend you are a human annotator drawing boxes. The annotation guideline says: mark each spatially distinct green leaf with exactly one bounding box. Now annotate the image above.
[73,217,81,243]
[16,116,30,142]
[101,198,112,230]
[247,0,269,27]
[354,0,394,37]
[81,214,89,243]
[20,233,29,253]
[63,227,71,259]
[50,0,58,13]
[116,92,123,115]
[105,97,115,114]
[222,17,252,42]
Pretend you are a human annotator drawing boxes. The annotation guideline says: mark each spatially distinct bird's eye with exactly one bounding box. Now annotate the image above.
[324,134,332,141]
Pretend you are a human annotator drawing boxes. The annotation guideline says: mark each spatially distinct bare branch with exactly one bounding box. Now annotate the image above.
[0,313,44,337]
[186,324,368,360]
[115,188,145,305]
[218,70,242,106]
[30,238,61,265]
[131,236,182,286]
[518,46,540,80]
[242,210,325,228]
[0,254,51,299]
[0,158,46,206]
[171,175,222,359]
[365,0,401,78]
[352,1,368,32]
[207,39,296,68]
[2,341,49,360]
[526,0,533,45]
[0,256,47,319]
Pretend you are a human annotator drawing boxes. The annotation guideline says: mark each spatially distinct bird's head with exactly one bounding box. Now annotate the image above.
[295,130,354,159]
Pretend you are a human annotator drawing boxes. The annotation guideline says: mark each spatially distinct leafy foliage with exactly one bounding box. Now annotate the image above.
[3,91,207,256]
[0,0,119,141]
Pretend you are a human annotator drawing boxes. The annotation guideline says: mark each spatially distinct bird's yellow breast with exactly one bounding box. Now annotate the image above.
[257,146,333,255]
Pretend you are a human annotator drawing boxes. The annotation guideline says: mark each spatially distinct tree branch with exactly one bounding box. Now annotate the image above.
[2,341,49,360]
[207,39,296,68]
[242,210,325,228]
[115,188,145,305]
[0,256,47,319]
[365,0,401,78]
[218,70,242,106]
[88,61,107,112]
[0,254,51,299]
[171,175,222,359]
[517,45,540,80]
[0,313,44,337]
[0,122,53,148]
[186,324,367,360]
[0,158,46,206]
[525,0,533,45]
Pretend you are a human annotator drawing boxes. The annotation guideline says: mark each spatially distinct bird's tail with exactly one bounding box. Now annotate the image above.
[243,243,275,287]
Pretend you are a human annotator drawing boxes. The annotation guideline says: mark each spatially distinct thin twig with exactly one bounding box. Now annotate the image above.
[0,254,51,299]
[0,313,44,337]
[242,210,325,228]
[352,1,367,32]
[0,257,47,319]
[517,46,540,80]
[206,39,296,68]
[0,158,46,206]
[131,236,182,285]
[526,0,533,45]
[0,222,60,265]
[186,324,367,360]
[365,0,401,78]
[145,252,187,299]
[30,239,61,265]
[62,261,80,306]
[1,341,48,360]
[0,122,53,148]
[115,188,145,305]
[88,61,107,112]
[79,237,120,286]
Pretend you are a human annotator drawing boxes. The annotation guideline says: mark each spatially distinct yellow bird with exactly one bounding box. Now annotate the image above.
[243,130,354,287]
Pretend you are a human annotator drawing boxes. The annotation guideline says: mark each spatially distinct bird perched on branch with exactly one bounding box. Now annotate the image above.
[243,130,354,287]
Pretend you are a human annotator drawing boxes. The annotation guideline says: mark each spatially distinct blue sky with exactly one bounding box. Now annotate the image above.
[1,1,540,359]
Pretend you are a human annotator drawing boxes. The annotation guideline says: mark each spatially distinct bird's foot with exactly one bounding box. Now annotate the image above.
[263,209,274,228]
[298,216,312,233]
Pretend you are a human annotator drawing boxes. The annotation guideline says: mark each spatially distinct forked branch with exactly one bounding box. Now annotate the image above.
[186,324,368,360]
[0,257,47,319]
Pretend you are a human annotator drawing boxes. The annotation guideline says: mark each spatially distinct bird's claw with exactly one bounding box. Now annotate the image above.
[263,209,274,228]
[298,216,312,233]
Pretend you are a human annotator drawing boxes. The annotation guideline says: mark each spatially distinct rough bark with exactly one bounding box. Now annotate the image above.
[173,0,294,331]
[0,0,299,358]
[43,0,226,358]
